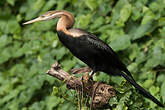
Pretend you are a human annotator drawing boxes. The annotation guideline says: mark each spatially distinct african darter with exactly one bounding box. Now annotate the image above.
[23,10,164,107]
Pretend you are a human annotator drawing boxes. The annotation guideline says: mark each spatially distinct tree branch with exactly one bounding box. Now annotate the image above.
[46,62,115,109]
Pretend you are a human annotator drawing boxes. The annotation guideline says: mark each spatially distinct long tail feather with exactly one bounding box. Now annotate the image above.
[124,69,134,80]
[120,73,164,107]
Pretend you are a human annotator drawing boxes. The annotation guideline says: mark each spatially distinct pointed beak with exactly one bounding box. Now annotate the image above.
[23,17,43,25]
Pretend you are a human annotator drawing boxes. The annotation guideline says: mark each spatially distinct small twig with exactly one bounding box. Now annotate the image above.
[81,76,84,109]
[90,82,100,110]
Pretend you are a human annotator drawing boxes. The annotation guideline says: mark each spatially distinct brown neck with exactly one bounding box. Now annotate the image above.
[56,11,75,35]
[56,11,85,37]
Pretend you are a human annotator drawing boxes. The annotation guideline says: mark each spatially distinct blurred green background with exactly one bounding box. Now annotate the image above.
[0,0,165,109]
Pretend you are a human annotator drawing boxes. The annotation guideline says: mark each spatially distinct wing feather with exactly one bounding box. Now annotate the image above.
[84,33,133,78]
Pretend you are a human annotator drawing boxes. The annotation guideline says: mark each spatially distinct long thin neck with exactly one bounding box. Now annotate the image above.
[56,12,75,35]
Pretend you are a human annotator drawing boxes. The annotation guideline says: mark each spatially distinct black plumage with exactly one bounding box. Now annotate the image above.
[23,10,164,107]
[57,29,164,107]
[57,29,131,76]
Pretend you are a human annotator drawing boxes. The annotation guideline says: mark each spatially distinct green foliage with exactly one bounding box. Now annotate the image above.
[0,0,165,109]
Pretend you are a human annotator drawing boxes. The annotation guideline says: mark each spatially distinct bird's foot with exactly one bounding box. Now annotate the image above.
[89,70,95,80]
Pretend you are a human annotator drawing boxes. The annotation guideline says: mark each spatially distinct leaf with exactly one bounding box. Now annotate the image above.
[157,74,165,83]
[110,0,129,26]
[7,0,15,6]
[127,62,138,73]
[161,81,165,103]
[0,35,12,48]
[7,19,21,34]
[110,35,131,51]
[54,47,67,60]
[0,19,21,34]
[42,0,57,11]
[109,97,118,106]
[149,86,159,95]
[110,76,124,86]
[158,17,165,27]
[85,0,98,10]
[56,0,68,10]
[0,48,12,64]
[0,20,7,33]
[128,44,140,61]
[46,96,63,110]
[62,60,76,71]
[141,9,155,25]
[0,89,19,105]
[144,46,162,69]
[76,14,92,28]
[131,6,142,21]
[135,52,147,65]
[90,17,104,29]
[132,21,157,40]
[115,91,132,110]
[59,102,77,110]
[143,79,153,88]
[117,4,132,26]
[95,72,110,84]
[52,86,59,96]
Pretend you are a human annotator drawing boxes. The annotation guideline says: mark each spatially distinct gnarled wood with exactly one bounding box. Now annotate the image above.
[46,62,115,109]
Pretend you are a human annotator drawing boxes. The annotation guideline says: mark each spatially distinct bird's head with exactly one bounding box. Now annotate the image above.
[23,10,74,25]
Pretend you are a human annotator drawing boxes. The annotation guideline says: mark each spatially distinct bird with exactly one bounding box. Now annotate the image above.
[23,10,164,107]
